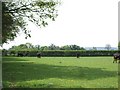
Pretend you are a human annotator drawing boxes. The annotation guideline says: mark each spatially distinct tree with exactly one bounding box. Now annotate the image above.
[69,45,81,50]
[9,45,19,50]
[48,44,60,50]
[40,46,49,50]
[60,45,71,50]
[105,44,111,50]
[25,43,33,49]
[118,41,120,51]
[2,0,59,44]
[34,45,41,50]
[9,43,33,51]
[60,45,85,50]
[92,47,97,50]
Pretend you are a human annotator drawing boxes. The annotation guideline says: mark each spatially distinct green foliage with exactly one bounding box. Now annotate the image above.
[60,45,85,50]
[4,44,117,57]
[3,57,118,88]
[4,50,118,57]
[118,41,120,51]
[2,0,59,44]
[2,2,19,43]
[8,44,86,51]
[48,44,60,50]
[2,49,8,56]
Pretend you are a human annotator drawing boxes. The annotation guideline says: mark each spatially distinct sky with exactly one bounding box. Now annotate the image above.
[2,0,120,49]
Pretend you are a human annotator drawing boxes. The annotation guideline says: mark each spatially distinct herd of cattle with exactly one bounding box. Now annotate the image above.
[17,52,120,63]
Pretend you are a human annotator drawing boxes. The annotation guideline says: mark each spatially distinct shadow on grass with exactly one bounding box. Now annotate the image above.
[2,57,117,87]
[2,57,30,62]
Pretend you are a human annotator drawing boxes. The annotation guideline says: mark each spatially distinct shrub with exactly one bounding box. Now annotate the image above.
[2,50,118,57]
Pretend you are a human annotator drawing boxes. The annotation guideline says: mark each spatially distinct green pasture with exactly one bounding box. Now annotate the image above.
[2,57,118,88]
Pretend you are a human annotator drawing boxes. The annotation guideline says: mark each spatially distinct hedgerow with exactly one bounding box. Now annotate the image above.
[2,50,118,57]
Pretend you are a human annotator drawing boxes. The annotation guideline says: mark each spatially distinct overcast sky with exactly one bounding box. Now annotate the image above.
[2,0,119,49]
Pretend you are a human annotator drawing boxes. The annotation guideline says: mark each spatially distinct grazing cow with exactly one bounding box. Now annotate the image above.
[76,53,80,58]
[37,53,41,58]
[113,52,120,63]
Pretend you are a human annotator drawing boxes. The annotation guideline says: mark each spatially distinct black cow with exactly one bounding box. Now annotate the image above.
[37,53,41,58]
[76,53,80,58]
[113,52,120,63]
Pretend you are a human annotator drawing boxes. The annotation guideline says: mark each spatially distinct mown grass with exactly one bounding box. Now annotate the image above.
[2,57,118,88]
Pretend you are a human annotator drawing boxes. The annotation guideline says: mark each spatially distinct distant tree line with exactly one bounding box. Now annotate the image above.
[8,43,86,51]
[1,42,119,57]
[1,43,119,57]
[6,43,117,51]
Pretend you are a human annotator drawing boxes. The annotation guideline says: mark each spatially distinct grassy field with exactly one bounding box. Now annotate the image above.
[2,57,118,88]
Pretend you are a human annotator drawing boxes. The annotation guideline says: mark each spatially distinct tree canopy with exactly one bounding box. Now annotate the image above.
[2,0,59,44]
[8,43,86,51]
[105,44,111,50]
[118,41,120,51]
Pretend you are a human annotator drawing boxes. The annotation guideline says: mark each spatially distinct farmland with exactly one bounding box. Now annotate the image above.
[2,57,118,88]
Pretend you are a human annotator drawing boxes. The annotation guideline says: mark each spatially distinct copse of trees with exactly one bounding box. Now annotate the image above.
[8,43,86,51]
